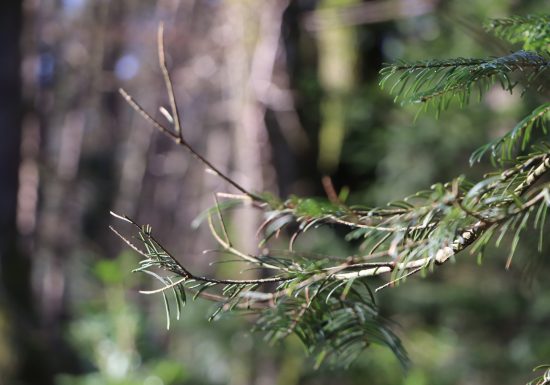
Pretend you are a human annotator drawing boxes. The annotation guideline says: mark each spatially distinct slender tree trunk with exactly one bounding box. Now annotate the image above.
[0,2,48,385]
[0,1,26,311]
[0,2,61,384]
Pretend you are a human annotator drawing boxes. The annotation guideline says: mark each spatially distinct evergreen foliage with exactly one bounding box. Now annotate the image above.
[486,15,550,53]
[380,50,547,115]
[112,16,550,373]
[527,364,550,385]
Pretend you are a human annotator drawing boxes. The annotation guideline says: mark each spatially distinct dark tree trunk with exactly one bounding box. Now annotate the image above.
[0,2,25,304]
[0,2,56,384]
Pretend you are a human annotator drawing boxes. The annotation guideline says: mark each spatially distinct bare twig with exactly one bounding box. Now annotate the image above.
[322,176,341,205]
[119,88,261,200]
[157,23,182,139]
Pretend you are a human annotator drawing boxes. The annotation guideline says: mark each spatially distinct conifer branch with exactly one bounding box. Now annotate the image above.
[486,15,550,53]
[113,14,550,370]
[380,50,549,113]
[470,102,550,164]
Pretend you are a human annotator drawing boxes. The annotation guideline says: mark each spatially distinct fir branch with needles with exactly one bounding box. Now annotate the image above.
[486,15,550,53]
[112,16,550,372]
[470,102,550,164]
[379,50,549,115]
[527,364,550,385]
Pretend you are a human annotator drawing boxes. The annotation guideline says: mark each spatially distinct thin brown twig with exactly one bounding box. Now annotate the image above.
[119,87,260,200]
[157,22,182,139]
[322,176,341,205]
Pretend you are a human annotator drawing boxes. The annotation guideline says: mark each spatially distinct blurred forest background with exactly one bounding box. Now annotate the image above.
[0,0,549,384]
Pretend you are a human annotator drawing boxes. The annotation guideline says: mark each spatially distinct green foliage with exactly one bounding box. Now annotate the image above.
[112,148,550,370]
[114,14,550,374]
[527,364,550,385]
[470,102,550,164]
[379,14,549,117]
[255,279,408,369]
[380,50,548,115]
[486,15,550,53]
[57,257,188,385]
[111,213,409,368]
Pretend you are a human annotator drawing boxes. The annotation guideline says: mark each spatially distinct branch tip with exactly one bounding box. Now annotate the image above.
[110,211,132,223]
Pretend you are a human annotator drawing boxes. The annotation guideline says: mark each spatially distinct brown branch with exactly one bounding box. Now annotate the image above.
[322,176,341,205]
[334,153,550,281]
[119,87,262,200]
[120,22,271,204]
[157,23,182,139]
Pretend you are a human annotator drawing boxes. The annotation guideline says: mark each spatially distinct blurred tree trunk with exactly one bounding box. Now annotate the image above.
[0,1,45,384]
[316,0,360,173]
[0,2,63,384]
[0,1,24,299]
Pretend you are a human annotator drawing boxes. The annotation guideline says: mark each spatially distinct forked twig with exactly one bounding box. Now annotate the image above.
[118,23,262,202]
